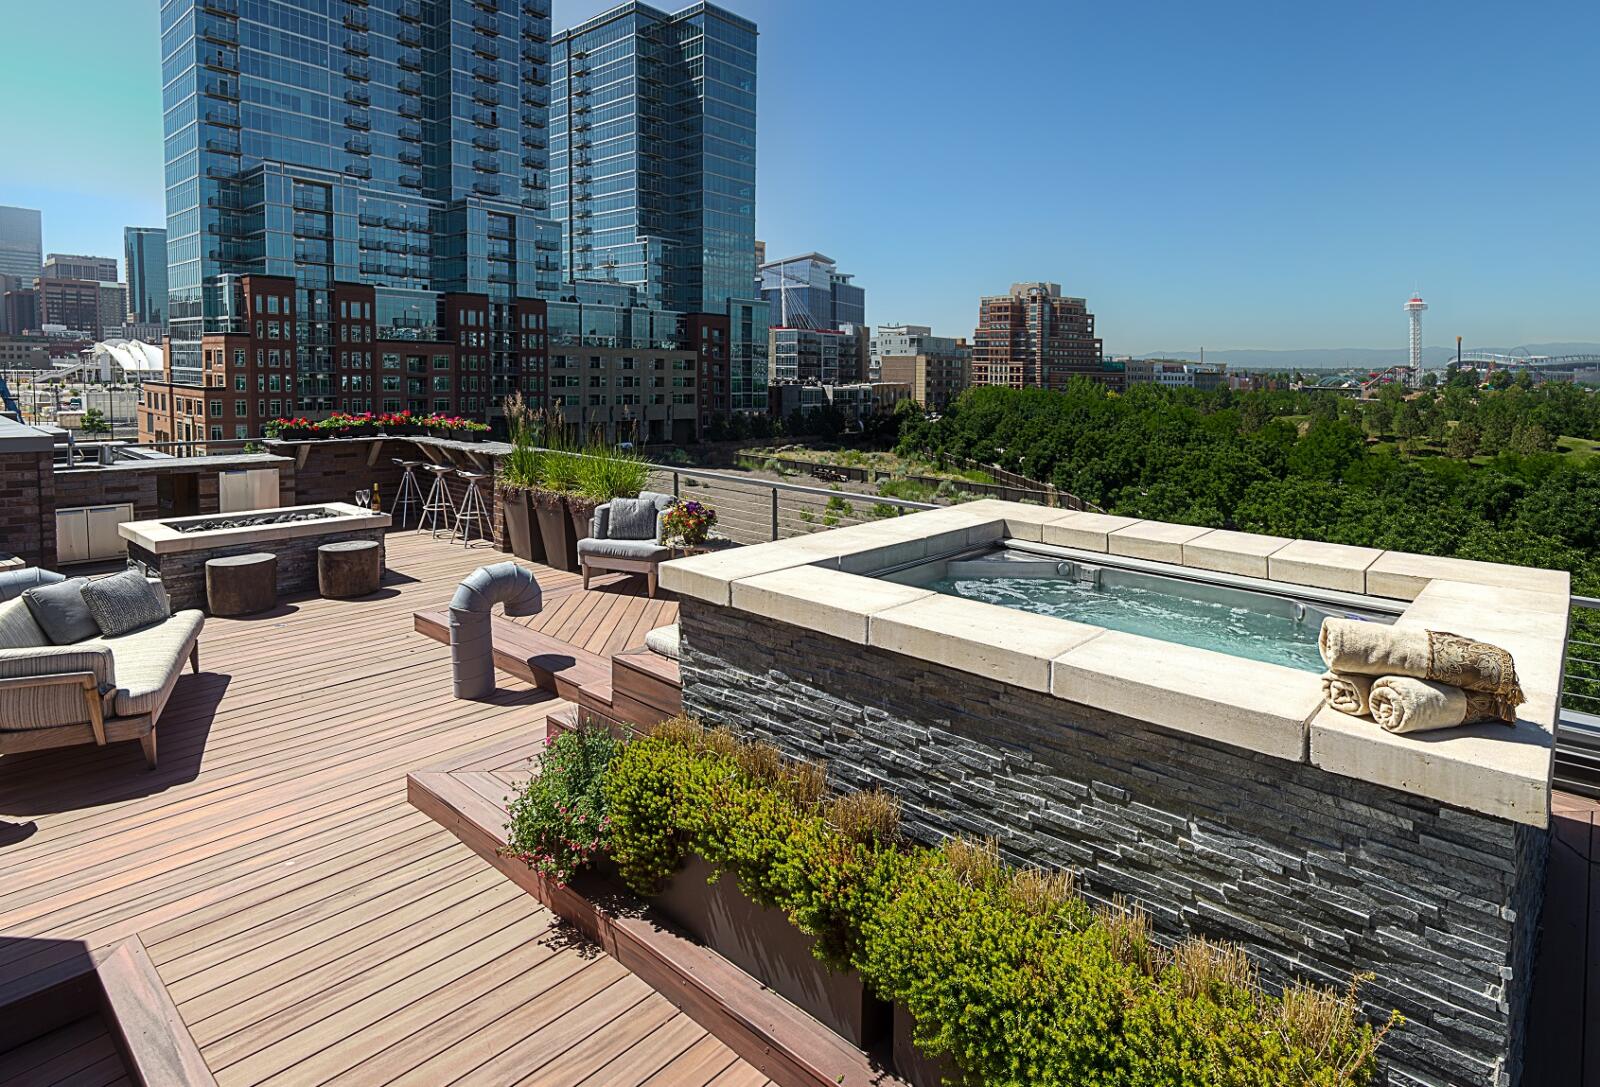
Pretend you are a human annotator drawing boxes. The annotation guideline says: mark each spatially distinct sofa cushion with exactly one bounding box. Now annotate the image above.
[90,609,205,718]
[82,569,171,638]
[0,598,50,650]
[22,578,99,645]
[0,644,116,731]
[606,496,661,541]
[0,567,67,603]
[577,537,670,562]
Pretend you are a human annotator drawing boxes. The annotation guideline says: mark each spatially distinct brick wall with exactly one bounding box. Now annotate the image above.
[130,526,386,611]
[679,601,1548,1087]
[0,450,53,567]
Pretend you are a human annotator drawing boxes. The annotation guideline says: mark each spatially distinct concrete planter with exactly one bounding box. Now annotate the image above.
[500,487,544,563]
[567,496,598,557]
[893,1004,961,1087]
[652,854,890,1050]
[532,493,577,571]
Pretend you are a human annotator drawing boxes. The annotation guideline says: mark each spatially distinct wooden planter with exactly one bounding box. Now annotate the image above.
[893,1004,962,1087]
[532,493,577,571]
[566,496,598,555]
[500,487,545,563]
[652,855,891,1050]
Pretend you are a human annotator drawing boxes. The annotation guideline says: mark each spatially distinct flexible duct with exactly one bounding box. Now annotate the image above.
[449,562,543,698]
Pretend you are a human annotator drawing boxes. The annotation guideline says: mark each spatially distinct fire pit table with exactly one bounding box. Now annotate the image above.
[120,502,390,610]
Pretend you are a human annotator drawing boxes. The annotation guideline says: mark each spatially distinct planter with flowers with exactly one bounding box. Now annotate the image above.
[659,499,717,550]
[422,414,490,443]
[263,417,316,440]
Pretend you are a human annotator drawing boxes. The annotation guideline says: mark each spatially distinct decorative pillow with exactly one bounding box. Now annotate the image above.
[0,597,50,650]
[607,497,660,541]
[80,569,172,638]
[22,577,100,645]
[128,559,172,616]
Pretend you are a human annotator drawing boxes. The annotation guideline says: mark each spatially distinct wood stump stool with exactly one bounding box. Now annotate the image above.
[318,540,382,599]
[205,552,277,617]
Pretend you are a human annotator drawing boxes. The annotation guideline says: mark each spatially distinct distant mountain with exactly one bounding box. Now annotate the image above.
[1127,343,1600,371]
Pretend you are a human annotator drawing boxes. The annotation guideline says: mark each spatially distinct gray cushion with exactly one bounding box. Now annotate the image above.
[22,578,100,645]
[606,497,661,541]
[87,609,204,718]
[0,598,50,650]
[644,623,680,660]
[81,569,171,638]
[577,537,670,562]
[0,567,66,603]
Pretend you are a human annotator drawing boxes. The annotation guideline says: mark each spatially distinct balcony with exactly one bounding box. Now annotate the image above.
[342,11,368,31]
[399,173,423,189]
[397,25,422,48]
[522,88,550,108]
[488,224,514,240]
[344,110,372,130]
[397,51,422,71]
[345,136,372,154]
[473,17,501,36]
[344,61,370,82]
[523,196,550,211]
[204,164,241,181]
[398,77,421,97]
[204,136,241,155]
[397,0,422,22]
[472,0,500,10]
[524,176,548,190]
[397,148,423,165]
[200,0,237,14]
[343,35,370,56]
[522,44,546,63]
[474,181,502,196]
[472,133,500,151]
[398,125,423,143]
[571,65,591,78]
[523,0,549,17]
[294,223,331,241]
[195,20,237,45]
[343,162,373,180]
[202,49,238,71]
[534,237,559,250]
[472,86,501,106]
[521,112,546,129]
[203,106,240,127]
[202,78,239,100]
[520,134,546,151]
[488,271,515,284]
[344,87,371,106]
[398,101,422,119]
[472,109,499,127]
[521,65,544,84]
[521,152,544,168]
[473,62,501,82]
[474,156,502,173]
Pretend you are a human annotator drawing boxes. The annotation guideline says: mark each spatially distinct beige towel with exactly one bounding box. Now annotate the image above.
[1321,672,1373,716]
[1318,619,1525,707]
[1368,676,1517,733]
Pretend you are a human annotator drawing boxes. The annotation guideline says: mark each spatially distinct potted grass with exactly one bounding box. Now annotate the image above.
[570,438,652,548]
[498,392,546,563]
[533,445,582,571]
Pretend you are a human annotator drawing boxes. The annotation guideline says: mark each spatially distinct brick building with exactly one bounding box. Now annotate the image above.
[971,282,1119,392]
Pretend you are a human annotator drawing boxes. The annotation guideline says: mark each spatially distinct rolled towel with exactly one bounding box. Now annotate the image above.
[1369,676,1517,733]
[1321,671,1373,716]
[1318,619,1525,707]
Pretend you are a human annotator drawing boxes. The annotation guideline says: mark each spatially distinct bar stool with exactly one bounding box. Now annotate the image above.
[392,458,426,528]
[417,464,458,538]
[451,470,492,547]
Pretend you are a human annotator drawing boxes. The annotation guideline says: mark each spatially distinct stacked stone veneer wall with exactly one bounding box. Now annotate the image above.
[0,450,54,567]
[678,600,1549,1087]
[129,526,386,611]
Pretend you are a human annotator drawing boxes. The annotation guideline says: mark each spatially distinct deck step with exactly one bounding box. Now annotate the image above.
[412,609,611,705]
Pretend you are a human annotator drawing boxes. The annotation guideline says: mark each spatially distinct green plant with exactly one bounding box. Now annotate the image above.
[870,502,901,519]
[597,728,1396,1086]
[504,726,618,883]
[575,441,651,502]
[500,391,544,488]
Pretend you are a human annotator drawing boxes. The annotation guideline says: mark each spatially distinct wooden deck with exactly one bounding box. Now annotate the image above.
[0,531,760,1086]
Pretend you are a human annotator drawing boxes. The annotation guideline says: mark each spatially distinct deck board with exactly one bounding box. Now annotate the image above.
[0,531,737,1086]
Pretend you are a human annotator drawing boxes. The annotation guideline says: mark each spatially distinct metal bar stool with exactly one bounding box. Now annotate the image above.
[392,459,427,528]
[417,464,458,538]
[451,469,492,547]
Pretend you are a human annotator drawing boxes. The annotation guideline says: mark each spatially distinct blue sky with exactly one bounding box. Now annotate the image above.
[2,0,1595,355]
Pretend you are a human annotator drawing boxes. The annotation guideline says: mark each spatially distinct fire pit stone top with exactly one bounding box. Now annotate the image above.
[119,501,390,555]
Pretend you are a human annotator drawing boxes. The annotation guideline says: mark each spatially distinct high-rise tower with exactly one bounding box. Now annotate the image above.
[1405,293,1427,371]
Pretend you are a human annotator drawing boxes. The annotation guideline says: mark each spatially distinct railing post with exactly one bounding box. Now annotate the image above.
[672,471,679,497]
[770,487,779,541]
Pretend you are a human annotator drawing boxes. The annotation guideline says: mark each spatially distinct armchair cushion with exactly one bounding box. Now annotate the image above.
[0,643,116,730]
[22,578,99,645]
[81,569,171,638]
[0,598,50,650]
[606,496,662,541]
[577,537,670,562]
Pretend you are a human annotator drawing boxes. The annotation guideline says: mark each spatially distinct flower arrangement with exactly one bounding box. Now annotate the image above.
[660,498,717,547]
[503,726,618,883]
[421,414,491,436]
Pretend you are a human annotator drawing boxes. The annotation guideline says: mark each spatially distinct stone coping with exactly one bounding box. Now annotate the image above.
[119,501,390,555]
[662,499,1570,826]
[0,416,55,453]
[55,452,292,476]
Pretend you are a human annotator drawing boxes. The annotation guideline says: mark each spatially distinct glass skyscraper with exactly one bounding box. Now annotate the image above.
[550,2,767,413]
[160,0,559,394]
[759,252,864,330]
[0,206,44,281]
[125,227,170,327]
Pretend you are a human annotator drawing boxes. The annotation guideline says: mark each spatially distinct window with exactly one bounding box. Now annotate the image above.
[432,375,451,392]
[269,399,282,416]
[433,355,449,370]
[235,399,247,416]
[233,349,245,366]
[211,425,223,441]
[268,350,280,367]
[434,398,450,411]
[209,400,222,417]
[235,425,248,439]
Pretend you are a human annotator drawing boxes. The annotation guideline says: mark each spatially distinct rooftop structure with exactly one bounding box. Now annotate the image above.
[972,281,1116,392]
[1405,293,1428,371]
[0,205,43,281]
[41,253,118,282]
[760,253,865,331]
[124,227,168,328]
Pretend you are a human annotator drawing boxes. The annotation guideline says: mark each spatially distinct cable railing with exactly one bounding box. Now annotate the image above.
[1558,596,1600,798]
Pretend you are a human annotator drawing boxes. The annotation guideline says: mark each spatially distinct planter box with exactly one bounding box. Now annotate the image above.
[501,487,545,563]
[567,496,598,556]
[893,1004,961,1087]
[652,855,890,1050]
[533,494,577,571]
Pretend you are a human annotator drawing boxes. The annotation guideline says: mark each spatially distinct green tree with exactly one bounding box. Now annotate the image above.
[1446,422,1481,459]
[80,407,110,435]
